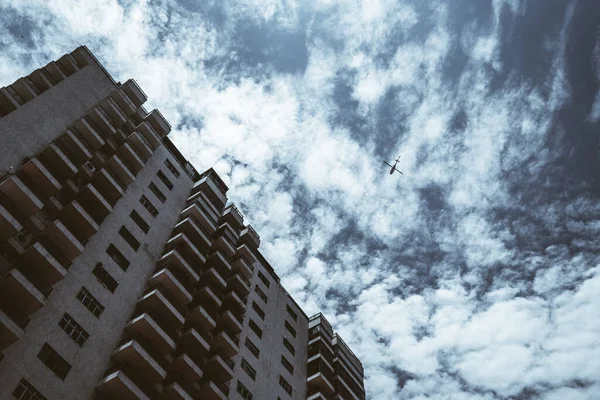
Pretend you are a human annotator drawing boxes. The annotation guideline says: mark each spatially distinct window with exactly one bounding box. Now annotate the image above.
[93,264,118,293]
[149,182,166,203]
[236,380,253,400]
[252,301,265,320]
[118,226,140,251]
[258,271,270,288]
[255,286,268,303]
[283,337,295,356]
[157,170,174,190]
[245,338,260,358]
[58,313,89,347]
[279,375,293,396]
[12,379,48,400]
[284,320,297,338]
[249,319,263,339]
[140,195,159,217]
[37,344,71,380]
[106,244,130,270]
[286,305,298,322]
[76,287,104,317]
[164,159,180,177]
[281,355,294,374]
[129,210,150,233]
[241,358,257,380]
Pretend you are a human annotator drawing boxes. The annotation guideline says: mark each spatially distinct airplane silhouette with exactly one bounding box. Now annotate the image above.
[383,156,403,175]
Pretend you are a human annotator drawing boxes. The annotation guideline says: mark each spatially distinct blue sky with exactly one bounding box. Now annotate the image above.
[2,0,600,398]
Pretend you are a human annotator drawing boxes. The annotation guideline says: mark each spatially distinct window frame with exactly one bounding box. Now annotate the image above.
[92,263,118,293]
[76,287,104,318]
[149,181,166,203]
[58,313,89,347]
[129,209,150,233]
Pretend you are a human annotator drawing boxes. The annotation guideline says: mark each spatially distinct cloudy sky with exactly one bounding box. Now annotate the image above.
[2,0,600,398]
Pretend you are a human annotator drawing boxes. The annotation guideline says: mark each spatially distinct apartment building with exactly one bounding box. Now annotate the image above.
[0,46,365,400]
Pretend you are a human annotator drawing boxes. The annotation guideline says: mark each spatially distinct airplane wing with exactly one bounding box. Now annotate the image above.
[383,161,393,168]
[393,168,403,175]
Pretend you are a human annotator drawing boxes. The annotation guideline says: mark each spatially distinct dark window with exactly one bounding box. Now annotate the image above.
[58,313,89,347]
[118,226,140,251]
[245,338,260,358]
[76,287,104,318]
[249,319,263,339]
[106,243,130,270]
[157,170,174,190]
[258,271,270,288]
[281,355,294,374]
[164,159,180,177]
[149,181,166,203]
[236,380,253,400]
[252,301,265,320]
[241,358,257,380]
[12,379,48,400]
[129,210,150,233]
[93,263,118,293]
[284,320,297,338]
[283,337,295,356]
[286,305,298,322]
[255,286,268,303]
[140,195,159,217]
[37,344,71,380]
[279,375,293,396]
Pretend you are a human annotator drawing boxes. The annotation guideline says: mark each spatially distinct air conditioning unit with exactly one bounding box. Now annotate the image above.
[84,161,96,173]
[15,230,34,247]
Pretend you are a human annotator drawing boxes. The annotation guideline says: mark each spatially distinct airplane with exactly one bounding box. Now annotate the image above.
[383,156,403,175]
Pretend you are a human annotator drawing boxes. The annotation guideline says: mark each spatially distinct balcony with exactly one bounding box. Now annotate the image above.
[0,269,45,315]
[74,117,105,150]
[221,204,243,229]
[232,256,253,280]
[165,232,206,266]
[107,154,136,185]
[0,308,25,351]
[0,202,22,241]
[122,79,147,107]
[138,285,185,329]
[128,131,153,161]
[211,230,236,259]
[63,129,93,163]
[227,273,250,297]
[218,309,243,334]
[239,225,260,249]
[207,251,232,278]
[22,158,61,197]
[179,328,211,359]
[21,241,67,286]
[188,304,217,333]
[28,69,52,92]
[45,61,67,82]
[94,168,125,206]
[200,380,229,400]
[0,176,43,217]
[172,353,203,382]
[112,337,168,383]
[80,182,113,223]
[223,290,246,313]
[43,143,79,179]
[113,89,137,116]
[62,200,100,239]
[307,360,336,395]
[191,170,227,210]
[180,199,218,235]
[119,143,145,174]
[203,267,227,291]
[57,53,79,75]
[43,219,84,261]
[125,313,176,356]
[161,382,194,400]
[12,78,37,101]
[235,244,257,266]
[96,366,151,400]
[205,352,234,381]
[88,107,117,137]
[102,97,128,127]
[173,217,211,253]
[138,121,162,149]
[158,250,200,284]
[211,330,239,358]
[308,393,333,400]
[197,284,223,308]
[148,268,193,306]
[145,109,171,137]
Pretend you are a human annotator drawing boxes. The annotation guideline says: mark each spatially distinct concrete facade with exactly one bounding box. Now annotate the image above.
[0,46,364,400]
